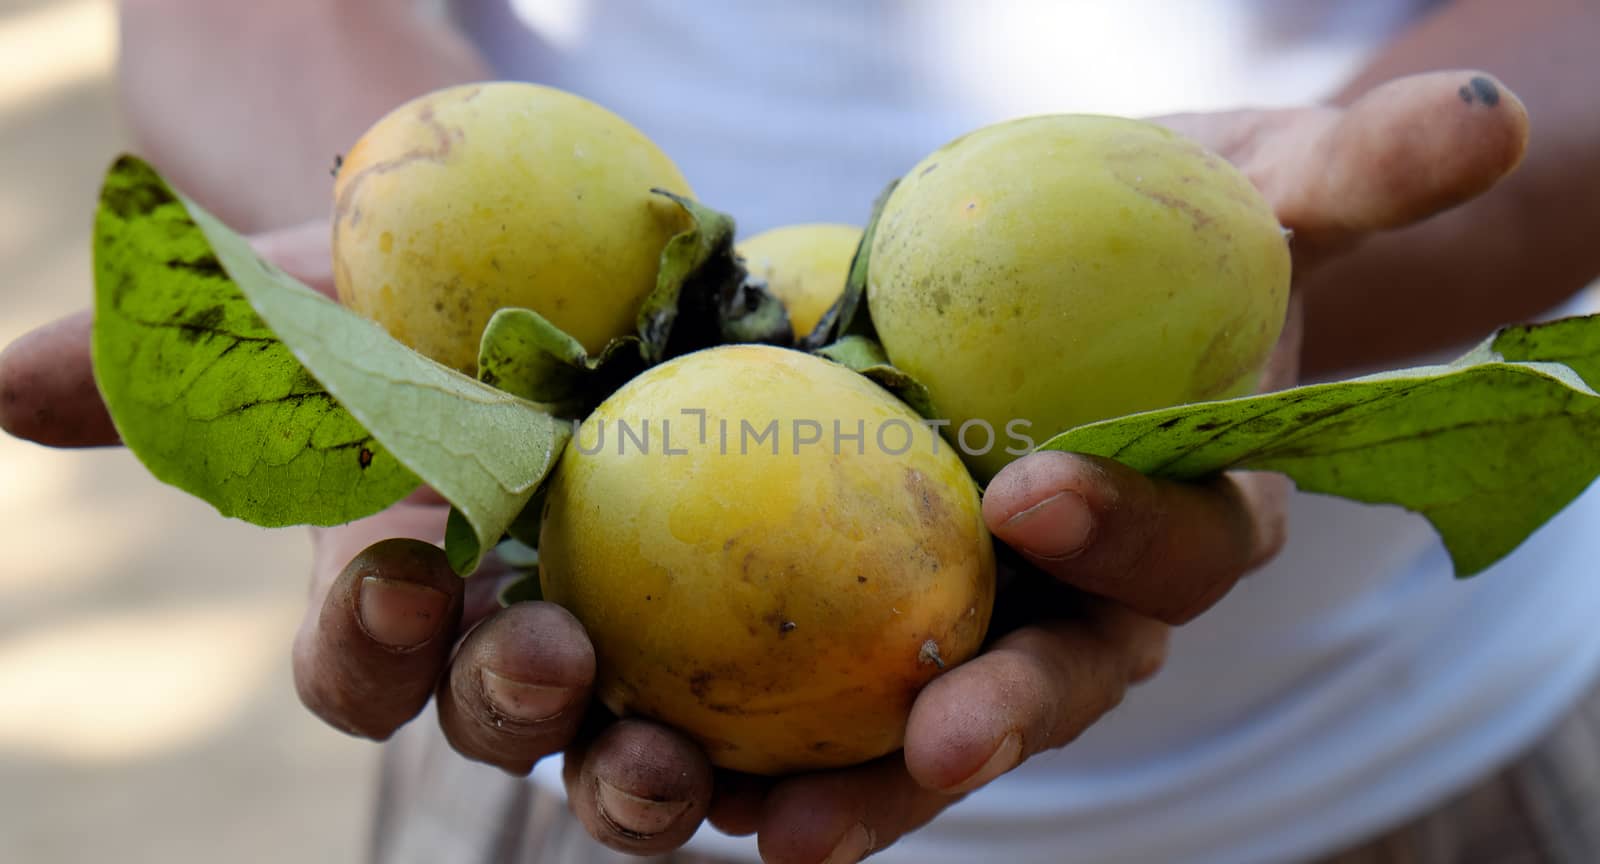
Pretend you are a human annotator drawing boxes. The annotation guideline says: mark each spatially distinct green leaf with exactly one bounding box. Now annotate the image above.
[478,306,645,413]
[505,483,547,549]
[475,193,781,416]
[478,307,596,404]
[1492,315,1600,387]
[489,539,542,607]
[444,507,480,577]
[94,156,571,575]
[92,155,420,526]
[643,189,738,363]
[816,335,939,419]
[1038,315,1600,577]
[718,270,793,347]
[498,571,545,606]
[804,179,898,349]
[494,538,541,569]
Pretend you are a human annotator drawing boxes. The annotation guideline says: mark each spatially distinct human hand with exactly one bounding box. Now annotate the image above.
[731,69,1531,864]
[0,221,715,848]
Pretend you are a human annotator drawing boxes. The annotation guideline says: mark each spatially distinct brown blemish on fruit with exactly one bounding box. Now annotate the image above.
[1190,310,1269,399]
[903,467,955,533]
[1134,186,1214,231]
[689,670,714,702]
[333,99,460,228]
[696,735,739,755]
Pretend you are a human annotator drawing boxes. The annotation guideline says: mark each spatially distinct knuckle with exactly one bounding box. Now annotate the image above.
[437,662,574,772]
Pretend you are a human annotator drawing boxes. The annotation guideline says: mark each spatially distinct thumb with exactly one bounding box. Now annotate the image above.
[1271,69,1529,256]
[0,220,335,448]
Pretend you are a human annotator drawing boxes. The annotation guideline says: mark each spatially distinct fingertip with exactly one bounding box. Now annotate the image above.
[757,757,950,864]
[294,538,464,740]
[0,336,25,438]
[437,602,594,773]
[757,777,862,864]
[1313,69,1535,235]
[902,655,1025,794]
[569,719,712,855]
[0,311,118,448]
[1444,71,1531,186]
[981,451,1101,526]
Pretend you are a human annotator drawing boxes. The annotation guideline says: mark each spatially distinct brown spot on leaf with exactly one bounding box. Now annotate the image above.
[166,254,225,279]
[103,162,177,219]
[177,306,226,342]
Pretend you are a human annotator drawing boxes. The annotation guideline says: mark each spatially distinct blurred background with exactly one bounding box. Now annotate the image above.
[0,0,374,860]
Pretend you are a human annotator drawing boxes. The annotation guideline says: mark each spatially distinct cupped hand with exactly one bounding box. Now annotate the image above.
[0,219,716,852]
[0,69,1531,862]
[734,69,1530,864]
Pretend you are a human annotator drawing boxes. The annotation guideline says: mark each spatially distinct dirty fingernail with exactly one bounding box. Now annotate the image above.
[944,732,1023,795]
[825,822,874,864]
[595,778,689,839]
[999,491,1093,559]
[481,669,572,722]
[357,576,450,649]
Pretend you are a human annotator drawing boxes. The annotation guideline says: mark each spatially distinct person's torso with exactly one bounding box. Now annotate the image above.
[445,3,1600,861]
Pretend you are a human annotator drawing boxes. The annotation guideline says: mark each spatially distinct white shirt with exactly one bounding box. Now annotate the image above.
[448,2,1600,861]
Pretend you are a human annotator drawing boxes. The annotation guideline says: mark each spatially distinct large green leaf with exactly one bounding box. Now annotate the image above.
[93,156,570,573]
[1038,316,1600,576]
[92,156,420,525]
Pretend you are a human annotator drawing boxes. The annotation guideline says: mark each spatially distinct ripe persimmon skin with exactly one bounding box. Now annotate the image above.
[869,114,1292,481]
[736,223,862,340]
[539,345,995,775]
[333,82,694,373]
